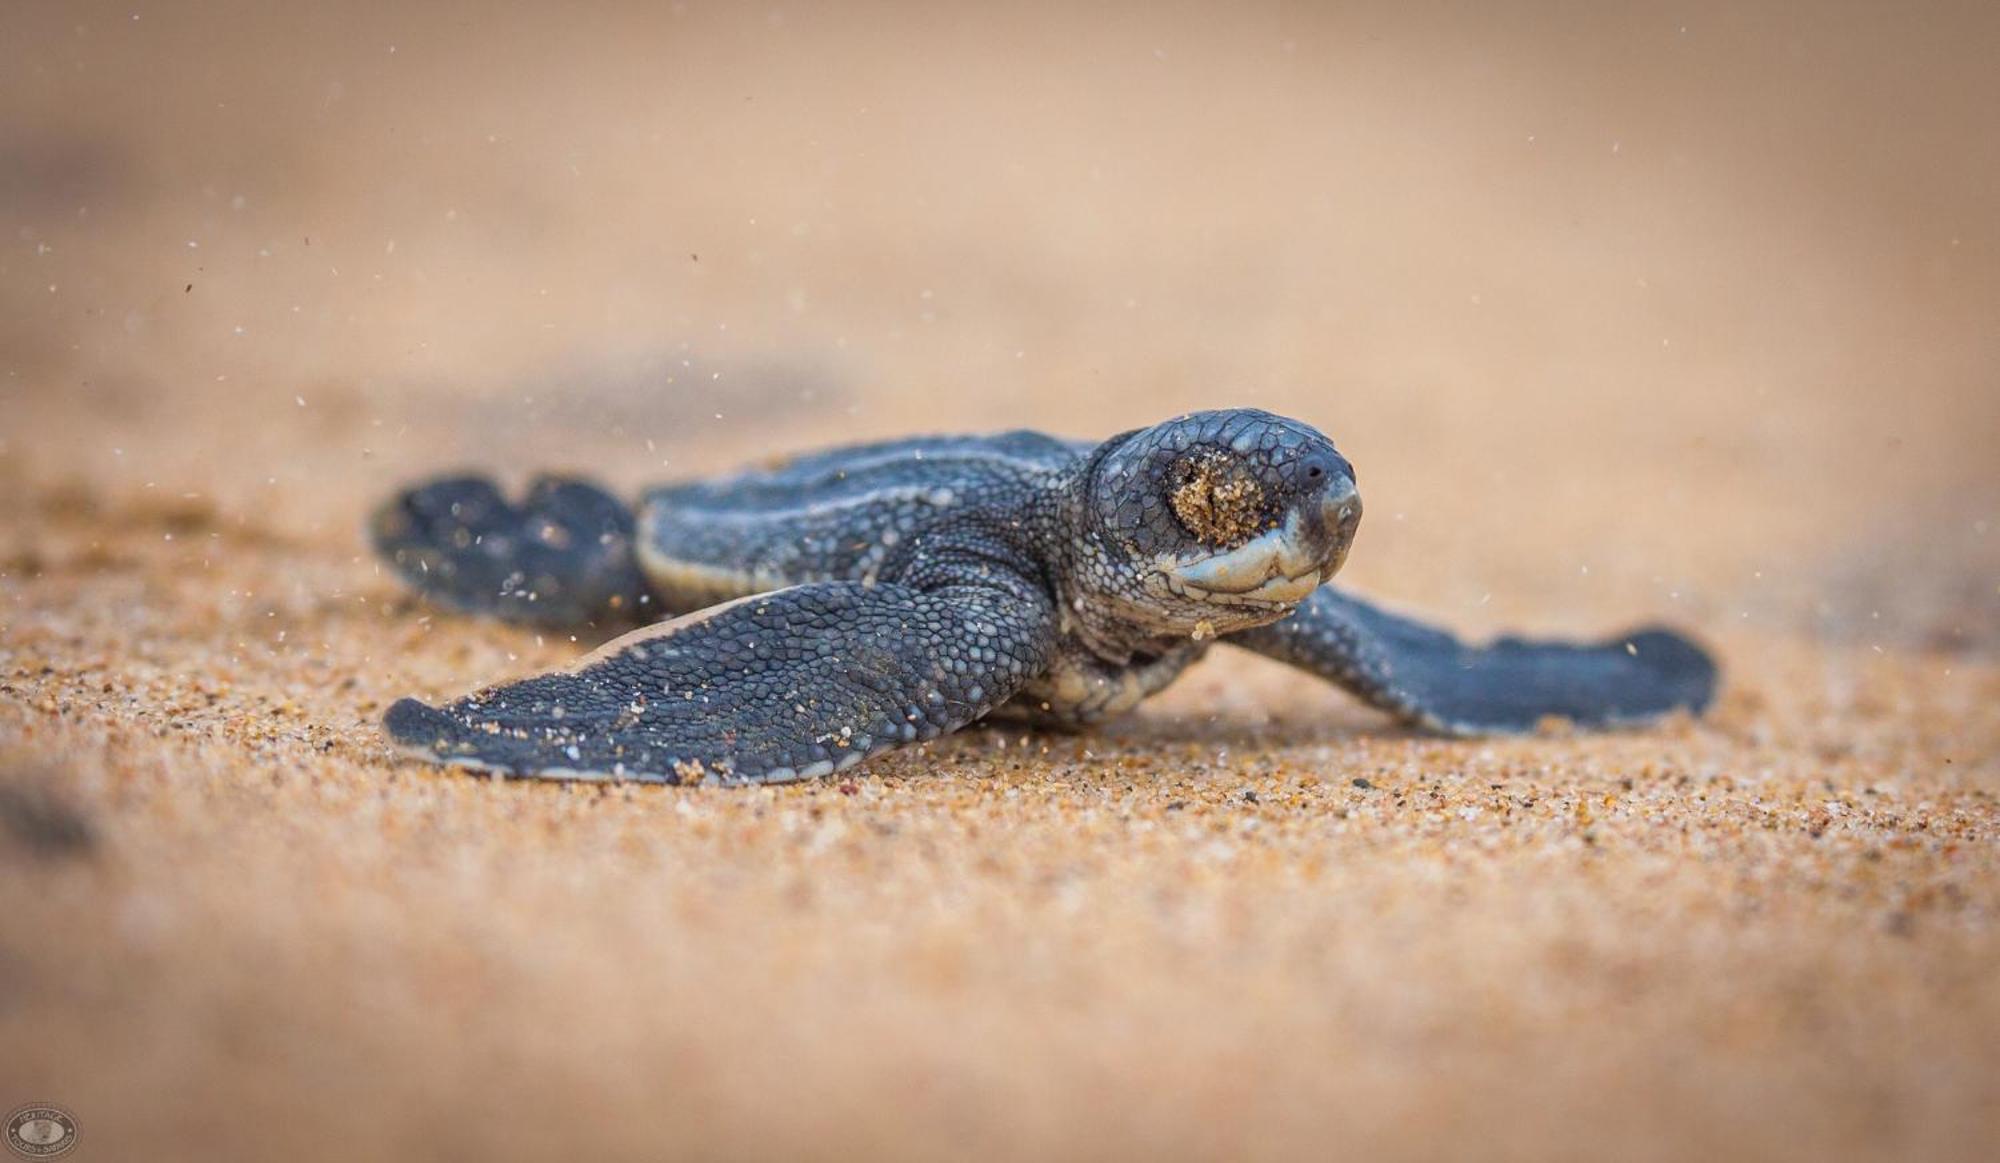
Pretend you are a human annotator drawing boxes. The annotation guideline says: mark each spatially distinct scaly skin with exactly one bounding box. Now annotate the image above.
[372,408,1718,784]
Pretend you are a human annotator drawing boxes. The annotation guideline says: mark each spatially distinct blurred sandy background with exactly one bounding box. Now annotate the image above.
[1,1,1996,1159]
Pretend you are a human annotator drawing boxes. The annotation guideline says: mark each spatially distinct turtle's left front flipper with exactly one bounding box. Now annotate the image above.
[1229,586,1717,735]
[385,581,1055,784]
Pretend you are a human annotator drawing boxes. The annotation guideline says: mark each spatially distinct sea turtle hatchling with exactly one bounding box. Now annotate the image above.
[373,408,1717,785]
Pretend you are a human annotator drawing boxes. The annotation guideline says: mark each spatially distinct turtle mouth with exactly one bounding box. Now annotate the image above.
[1171,563,1324,607]
[1157,483,1359,608]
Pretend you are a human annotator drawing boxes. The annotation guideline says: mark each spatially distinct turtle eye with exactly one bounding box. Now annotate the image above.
[1167,450,1266,546]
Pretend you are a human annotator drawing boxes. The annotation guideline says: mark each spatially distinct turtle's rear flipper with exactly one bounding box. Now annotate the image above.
[370,475,651,629]
[1229,586,1718,735]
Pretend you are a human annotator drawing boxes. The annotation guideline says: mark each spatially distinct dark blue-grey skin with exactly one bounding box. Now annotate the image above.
[371,409,1717,785]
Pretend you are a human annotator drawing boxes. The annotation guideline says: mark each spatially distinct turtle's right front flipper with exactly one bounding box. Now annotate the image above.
[384,580,1056,784]
[1229,586,1718,735]
[371,475,652,629]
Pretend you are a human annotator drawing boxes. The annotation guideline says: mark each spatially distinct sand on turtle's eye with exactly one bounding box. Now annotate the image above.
[1169,450,1267,546]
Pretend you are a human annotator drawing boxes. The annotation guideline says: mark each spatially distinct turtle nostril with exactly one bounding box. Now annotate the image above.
[1299,452,1344,488]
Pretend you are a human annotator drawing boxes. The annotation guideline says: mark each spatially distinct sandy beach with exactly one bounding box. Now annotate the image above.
[3,2,1996,1159]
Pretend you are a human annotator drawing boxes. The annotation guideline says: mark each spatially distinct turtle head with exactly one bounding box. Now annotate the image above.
[1076,409,1362,639]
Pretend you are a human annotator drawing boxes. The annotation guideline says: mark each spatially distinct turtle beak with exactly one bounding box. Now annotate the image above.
[1162,474,1360,606]
[1316,475,1362,578]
